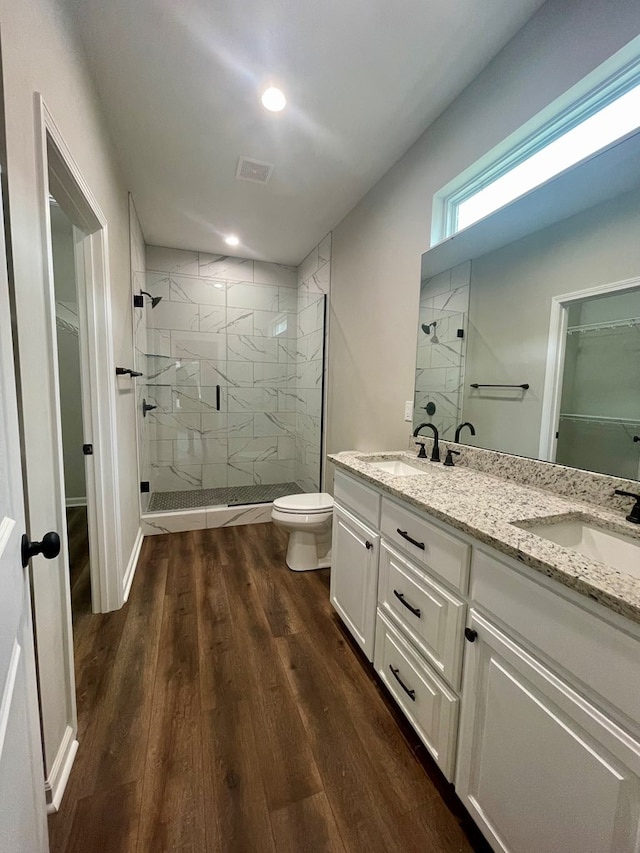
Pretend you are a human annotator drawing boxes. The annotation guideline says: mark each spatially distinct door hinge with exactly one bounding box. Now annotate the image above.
[82,444,93,455]
[140,481,150,493]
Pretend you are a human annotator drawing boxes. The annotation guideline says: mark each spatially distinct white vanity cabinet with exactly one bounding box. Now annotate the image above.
[456,547,640,853]
[330,504,379,660]
[330,472,381,661]
[330,464,640,853]
[331,471,469,780]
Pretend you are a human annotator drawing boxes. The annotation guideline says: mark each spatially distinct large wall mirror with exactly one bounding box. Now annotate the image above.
[414,182,640,480]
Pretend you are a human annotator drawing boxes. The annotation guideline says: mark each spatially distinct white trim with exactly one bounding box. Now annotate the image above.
[64,497,87,508]
[123,527,144,603]
[539,275,640,461]
[0,641,21,760]
[36,94,123,614]
[43,725,78,814]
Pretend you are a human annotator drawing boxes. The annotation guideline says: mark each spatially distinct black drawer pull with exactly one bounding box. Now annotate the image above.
[393,589,421,618]
[389,665,416,701]
[397,528,425,550]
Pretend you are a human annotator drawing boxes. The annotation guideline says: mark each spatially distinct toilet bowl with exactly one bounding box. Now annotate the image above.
[271,492,334,571]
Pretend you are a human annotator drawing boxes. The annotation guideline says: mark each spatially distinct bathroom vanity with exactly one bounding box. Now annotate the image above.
[329,449,640,853]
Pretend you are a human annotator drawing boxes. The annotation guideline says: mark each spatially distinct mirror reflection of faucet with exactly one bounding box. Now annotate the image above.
[413,422,440,462]
[455,421,476,443]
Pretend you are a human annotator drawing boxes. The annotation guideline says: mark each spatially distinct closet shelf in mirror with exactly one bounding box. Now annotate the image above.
[559,413,640,427]
[566,317,640,334]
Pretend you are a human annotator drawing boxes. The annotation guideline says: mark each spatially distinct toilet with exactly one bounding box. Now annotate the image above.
[271,492,334,571]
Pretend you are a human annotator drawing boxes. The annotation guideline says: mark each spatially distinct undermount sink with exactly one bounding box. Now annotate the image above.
[515,517,640,580]
[366,459,428,477]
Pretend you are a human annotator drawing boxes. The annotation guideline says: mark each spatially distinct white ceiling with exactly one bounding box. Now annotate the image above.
[67,0,546,265]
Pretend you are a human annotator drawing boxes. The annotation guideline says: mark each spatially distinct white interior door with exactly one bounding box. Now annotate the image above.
[0,170,48,851]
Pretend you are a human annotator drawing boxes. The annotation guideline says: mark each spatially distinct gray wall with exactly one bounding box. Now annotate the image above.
[327,0,640,475]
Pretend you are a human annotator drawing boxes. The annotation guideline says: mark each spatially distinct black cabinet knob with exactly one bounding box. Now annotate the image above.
[21,531,60,568]
[464,627,478,643]
[365,541,373,550]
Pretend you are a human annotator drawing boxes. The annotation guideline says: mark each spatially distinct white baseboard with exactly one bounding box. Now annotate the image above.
[45,724,78,813]
[123,527,144,602]
[65,496,87,508]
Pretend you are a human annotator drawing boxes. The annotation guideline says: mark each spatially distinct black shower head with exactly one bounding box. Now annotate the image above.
[422,321,437,334]
[139,290,163,308]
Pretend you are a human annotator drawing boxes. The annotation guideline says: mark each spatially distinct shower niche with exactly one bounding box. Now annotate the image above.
[131,240,329,520]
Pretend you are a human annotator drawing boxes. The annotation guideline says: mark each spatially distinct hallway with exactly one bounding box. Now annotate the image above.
[48,523,484,852]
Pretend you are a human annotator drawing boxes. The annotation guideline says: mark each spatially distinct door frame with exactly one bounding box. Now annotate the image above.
[33,96,124,809]
[35,94,123,616]
[538,274,640,462]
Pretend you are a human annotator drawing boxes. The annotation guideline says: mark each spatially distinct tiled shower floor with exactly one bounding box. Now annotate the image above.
[147,481,304,512]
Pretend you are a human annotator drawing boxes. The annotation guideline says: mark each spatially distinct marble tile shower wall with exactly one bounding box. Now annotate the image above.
[414,261,470,442]
[140,244,317,493]
[295,234,331,492]
[129,197,150,511]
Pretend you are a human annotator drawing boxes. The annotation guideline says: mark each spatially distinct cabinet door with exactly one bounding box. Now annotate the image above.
[330,504,379,661]
[456,610,640,853]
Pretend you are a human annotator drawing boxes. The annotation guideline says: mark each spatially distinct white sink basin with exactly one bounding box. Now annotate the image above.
[516,517,640,580]
[367,459,427,477]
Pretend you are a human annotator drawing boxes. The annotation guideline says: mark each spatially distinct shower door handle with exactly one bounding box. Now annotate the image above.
[216,385,221,411]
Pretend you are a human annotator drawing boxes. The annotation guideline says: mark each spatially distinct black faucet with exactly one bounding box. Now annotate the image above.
[455,421,476,443]
[413,422,440,463]
[614,489,640,524]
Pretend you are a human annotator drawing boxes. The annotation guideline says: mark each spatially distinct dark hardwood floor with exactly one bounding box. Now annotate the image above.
[48,522,487,853]
[66,506,91,618]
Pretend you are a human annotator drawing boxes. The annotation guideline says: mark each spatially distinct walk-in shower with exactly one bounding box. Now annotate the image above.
[131,236,329,519]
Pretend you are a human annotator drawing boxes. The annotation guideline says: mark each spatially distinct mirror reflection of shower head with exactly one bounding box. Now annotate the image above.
[135,290,163,308]
[422,321,437,334]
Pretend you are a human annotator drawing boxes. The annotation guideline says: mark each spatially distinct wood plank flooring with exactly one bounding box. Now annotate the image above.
[48,523,488,853]
[66,506,91,617]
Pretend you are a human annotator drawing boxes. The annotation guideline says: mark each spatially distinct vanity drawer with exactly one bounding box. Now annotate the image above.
[471,547,640,729]
[378,542,466,689]
[381,497,470,592]
[374,609,459,780]
[334,470,381,527]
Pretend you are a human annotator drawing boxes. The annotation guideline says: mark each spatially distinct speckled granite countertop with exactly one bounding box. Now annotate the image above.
[329,450,640,626]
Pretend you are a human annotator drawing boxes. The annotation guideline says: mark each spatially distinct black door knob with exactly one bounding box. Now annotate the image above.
[464,627,478,643]
[21,531,61,568]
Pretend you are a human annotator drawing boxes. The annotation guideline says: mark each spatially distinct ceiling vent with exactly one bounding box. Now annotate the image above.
[236,156,274,184]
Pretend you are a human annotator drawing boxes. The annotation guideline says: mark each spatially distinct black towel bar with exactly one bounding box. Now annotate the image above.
[470,383,529,390]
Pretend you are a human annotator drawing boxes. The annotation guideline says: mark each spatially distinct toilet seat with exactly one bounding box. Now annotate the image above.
[272,492,333,515]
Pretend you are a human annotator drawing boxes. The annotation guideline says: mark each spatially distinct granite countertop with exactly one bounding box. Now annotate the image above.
[329,450,640,626]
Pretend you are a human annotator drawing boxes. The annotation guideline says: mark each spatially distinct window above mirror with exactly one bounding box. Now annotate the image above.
[431,35,640,245]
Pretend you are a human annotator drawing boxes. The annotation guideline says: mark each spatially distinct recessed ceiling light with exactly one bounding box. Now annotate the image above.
[261,87,286,112]
[225,234,240,247]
